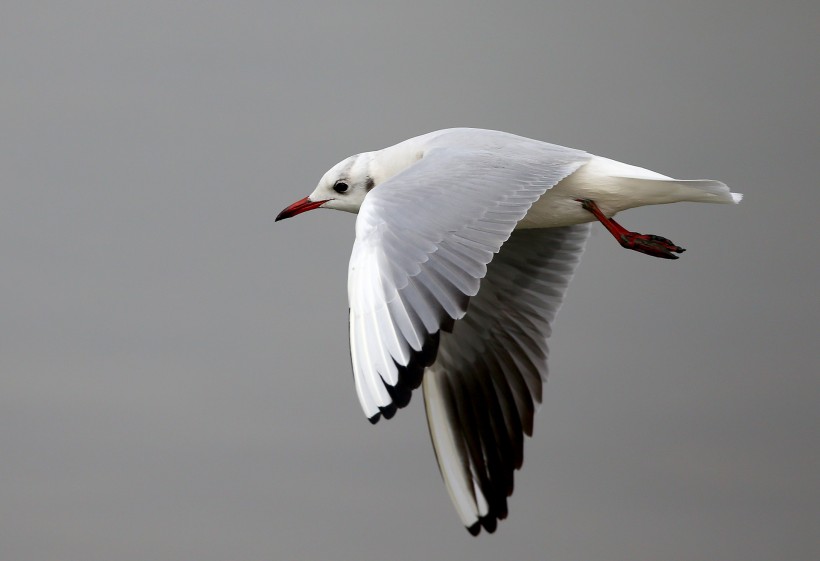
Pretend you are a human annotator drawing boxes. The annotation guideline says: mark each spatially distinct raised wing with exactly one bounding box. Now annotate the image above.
[422,225,590,534]
[348,142,588,422]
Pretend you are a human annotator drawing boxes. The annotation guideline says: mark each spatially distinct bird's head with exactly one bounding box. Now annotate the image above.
[276,153,376,221]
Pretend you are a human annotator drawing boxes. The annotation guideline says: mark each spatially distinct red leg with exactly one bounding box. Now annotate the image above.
[576,199,686,260]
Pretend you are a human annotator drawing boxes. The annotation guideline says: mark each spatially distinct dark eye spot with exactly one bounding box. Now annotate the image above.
[333,182,349,194]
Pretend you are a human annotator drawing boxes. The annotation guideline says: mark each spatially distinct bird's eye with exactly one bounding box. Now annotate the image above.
[333,182,349,194]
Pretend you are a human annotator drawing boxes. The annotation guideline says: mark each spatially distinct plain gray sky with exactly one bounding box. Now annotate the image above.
[2,1,818,560]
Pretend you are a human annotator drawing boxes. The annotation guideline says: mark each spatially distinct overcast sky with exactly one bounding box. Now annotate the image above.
[2,1,818,560]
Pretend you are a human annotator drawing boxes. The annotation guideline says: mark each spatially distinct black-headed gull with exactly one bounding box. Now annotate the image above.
[276,128,741,535]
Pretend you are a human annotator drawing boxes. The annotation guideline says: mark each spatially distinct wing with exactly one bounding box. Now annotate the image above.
[422,225,590,534]
[348,141,588,421]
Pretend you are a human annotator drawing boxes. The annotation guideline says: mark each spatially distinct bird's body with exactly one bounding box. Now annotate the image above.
[276,128,741,534]
[312,128,739,227]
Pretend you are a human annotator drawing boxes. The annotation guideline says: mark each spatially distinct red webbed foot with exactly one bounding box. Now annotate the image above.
[576,198,686,260]
[617,232,685,259]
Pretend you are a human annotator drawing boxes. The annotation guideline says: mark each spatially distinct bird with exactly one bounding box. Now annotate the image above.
[275,128,742,535]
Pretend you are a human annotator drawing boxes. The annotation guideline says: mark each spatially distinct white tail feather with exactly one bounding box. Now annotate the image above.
[613,177,743,205]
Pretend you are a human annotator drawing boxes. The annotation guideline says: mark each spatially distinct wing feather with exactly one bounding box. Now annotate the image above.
[346,131,590,524]
[423,225,590,533]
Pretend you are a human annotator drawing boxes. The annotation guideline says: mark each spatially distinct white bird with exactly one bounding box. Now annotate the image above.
[276,128,742,535]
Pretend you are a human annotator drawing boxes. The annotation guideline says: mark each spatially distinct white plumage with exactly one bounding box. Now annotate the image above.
[276,128,742,534]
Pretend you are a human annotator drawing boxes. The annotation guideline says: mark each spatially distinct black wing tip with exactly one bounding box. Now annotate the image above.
[385,380,413,408]
[366,402,397,425]
[466,514,503,536]
[363,331,441,425]
[366,401,399,425]
[480,515,498,533]
[380,402,397,420]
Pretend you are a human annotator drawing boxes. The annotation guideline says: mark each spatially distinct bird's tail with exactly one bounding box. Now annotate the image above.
[612,177,743,206]
[584,156,743,207]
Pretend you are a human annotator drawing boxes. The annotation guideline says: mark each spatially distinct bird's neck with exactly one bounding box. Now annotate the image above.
[370,142,425,186]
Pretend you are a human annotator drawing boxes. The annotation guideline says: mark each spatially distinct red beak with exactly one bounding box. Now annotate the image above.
[275,197,328,222]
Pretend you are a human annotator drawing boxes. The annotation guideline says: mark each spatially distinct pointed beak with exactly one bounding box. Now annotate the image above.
[275,197,328,222]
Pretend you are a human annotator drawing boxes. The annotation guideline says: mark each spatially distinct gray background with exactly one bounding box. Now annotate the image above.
[2,1,818,560]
